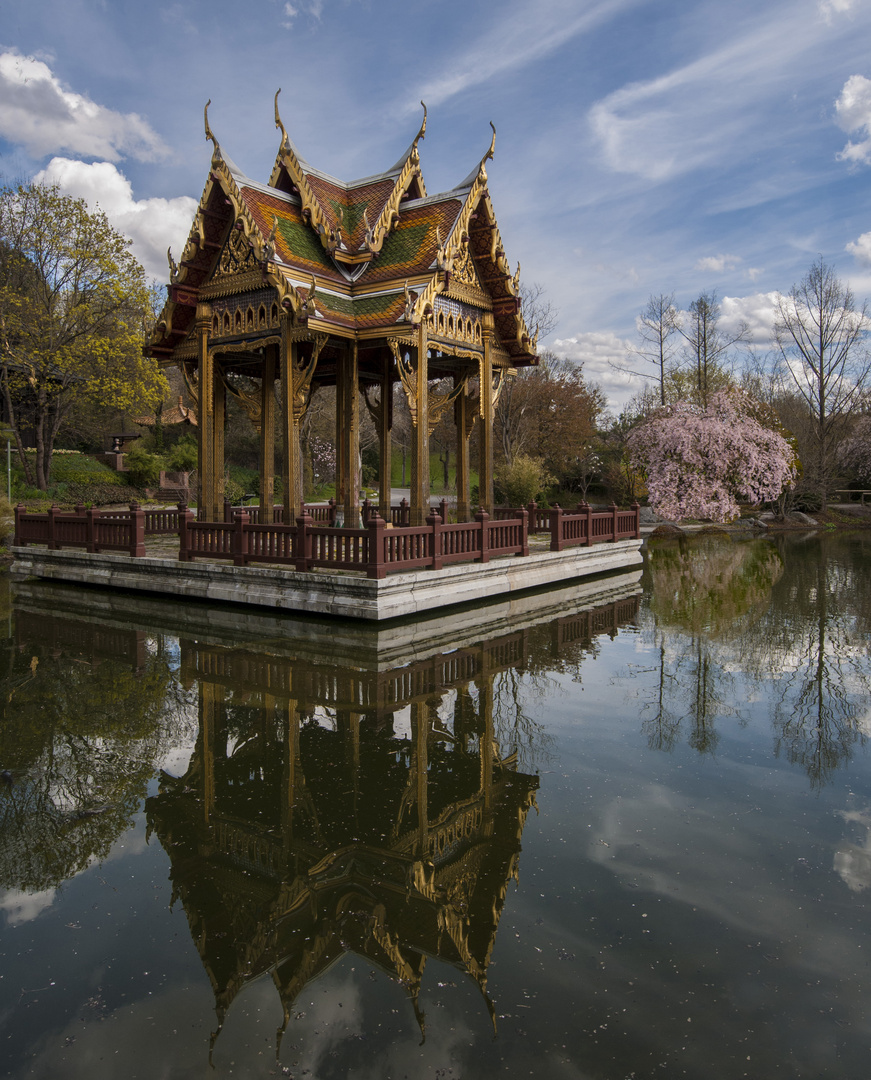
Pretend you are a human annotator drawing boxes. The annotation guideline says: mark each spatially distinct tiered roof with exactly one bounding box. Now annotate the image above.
[147,97,538,367]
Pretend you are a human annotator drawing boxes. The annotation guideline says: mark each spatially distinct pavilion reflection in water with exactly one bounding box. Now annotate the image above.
[143,594,639,1052]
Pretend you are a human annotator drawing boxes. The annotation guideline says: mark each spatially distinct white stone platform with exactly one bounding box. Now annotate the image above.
[10,539,643,622]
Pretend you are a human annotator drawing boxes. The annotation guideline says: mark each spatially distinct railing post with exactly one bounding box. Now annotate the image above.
[327,498,336,526]
[178,501,193,561]
[232,510,250,566]
[526,500,537,532]
[86,506,100,553]
[128,503,146,557]
[427,510,443,571]
[549,504,563,552]
[631,501,641,539]
[362,497,372,524]
[518,507,529,557]
[47,505,59,550]
[611,502,619,542]
[585,501,593,546]
[366,511,387,579]
[438,498,448,525]
[399,497,409,526]
[295,511,312,572]
[476,509,490,564]
[13,504,23,546]
[223,498,232,523]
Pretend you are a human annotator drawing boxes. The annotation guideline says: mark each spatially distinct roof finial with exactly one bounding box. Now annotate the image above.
[274,88,288,149]
[204,99,221,159]
[416,101,427,145]
[485,121,496,164]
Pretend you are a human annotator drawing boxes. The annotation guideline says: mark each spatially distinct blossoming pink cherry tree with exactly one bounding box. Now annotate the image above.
[627,390,796,522]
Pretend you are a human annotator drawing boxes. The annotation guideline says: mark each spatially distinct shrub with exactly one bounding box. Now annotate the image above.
[123,446,164,490]
[494,455,555,507]
[165,435,198,472]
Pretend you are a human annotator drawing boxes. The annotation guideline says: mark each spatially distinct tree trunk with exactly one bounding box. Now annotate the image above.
[1,364,34,486]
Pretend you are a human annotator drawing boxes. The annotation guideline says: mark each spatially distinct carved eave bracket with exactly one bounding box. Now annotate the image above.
[426,374,468,436]
[290,332,328,422]
[478,363,507,421]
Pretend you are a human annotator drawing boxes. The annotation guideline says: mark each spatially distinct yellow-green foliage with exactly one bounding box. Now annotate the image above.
[0,182,169,489]
[494,454,555,506]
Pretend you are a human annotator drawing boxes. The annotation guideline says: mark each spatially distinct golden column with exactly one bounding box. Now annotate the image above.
[378,356,393,522]
[455,375,474,522]
[410,322,430,526]
[195,301,216,519]
[479,314,496,515]
[259,344,276,520]
[213,361,226,514]
[279,317,300,523]
[338,341,361,526]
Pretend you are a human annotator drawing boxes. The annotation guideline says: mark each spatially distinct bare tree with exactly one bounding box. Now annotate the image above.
[677,290,748,408]
[773,258,871,510]
[617,293,679,405]
[518,280,558,342]
[495,282,560,467]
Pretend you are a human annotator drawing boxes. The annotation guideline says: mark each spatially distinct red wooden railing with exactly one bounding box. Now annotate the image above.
[15,500,640,578]
[14,504,146,557]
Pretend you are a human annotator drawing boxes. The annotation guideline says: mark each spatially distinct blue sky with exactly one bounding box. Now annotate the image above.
[2,0,871,409]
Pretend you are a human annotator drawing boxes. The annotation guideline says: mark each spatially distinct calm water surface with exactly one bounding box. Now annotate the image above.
[1,532,870,1079]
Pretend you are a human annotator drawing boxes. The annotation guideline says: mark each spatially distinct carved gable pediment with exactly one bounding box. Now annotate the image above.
[217,227,259,278]
[445,241,491,310]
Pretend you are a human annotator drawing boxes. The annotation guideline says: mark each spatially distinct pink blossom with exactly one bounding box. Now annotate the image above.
[627,390,796,522]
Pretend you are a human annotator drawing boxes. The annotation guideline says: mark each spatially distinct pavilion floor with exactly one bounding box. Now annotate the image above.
[10,535,644,622]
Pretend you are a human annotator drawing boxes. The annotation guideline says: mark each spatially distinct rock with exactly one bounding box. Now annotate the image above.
[649,523,685,538]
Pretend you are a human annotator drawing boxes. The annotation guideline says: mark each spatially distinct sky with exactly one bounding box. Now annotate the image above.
[2,0,871,411]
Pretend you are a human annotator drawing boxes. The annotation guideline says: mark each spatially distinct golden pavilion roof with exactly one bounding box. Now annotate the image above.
[147,99,538,367]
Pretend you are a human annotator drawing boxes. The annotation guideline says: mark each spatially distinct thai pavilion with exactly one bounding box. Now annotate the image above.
[146,95,539,527]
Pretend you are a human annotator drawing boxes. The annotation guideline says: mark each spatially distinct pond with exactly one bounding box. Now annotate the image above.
[1,531,870,1079]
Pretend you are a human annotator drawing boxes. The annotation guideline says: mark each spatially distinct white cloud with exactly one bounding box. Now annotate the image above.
[846,229,871,264]
[720,291,780,345]
[34,158,197,281]
[819,0,857,23]
[0,49,169,163]
[552,329,637,412]
[835,74,871,165]
[694,253,742,273]
[0,887,57,925]
[282,0,323,26]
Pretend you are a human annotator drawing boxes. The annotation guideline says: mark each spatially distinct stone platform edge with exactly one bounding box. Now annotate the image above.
[10,540,644,622]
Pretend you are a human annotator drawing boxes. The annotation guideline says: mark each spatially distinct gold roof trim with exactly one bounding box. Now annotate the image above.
[271,89,340,257]
[363,102,428,258]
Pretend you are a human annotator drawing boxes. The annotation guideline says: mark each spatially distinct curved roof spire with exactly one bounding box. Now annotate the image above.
[204,99,222,161]
[458,121,496,190]
[391,100,427,170]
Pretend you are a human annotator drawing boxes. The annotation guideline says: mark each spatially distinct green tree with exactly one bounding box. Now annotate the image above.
[0,182,168,489]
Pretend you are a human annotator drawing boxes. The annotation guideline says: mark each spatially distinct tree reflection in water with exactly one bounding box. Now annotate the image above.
[636,531,871,787]
[0,611,182,894]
